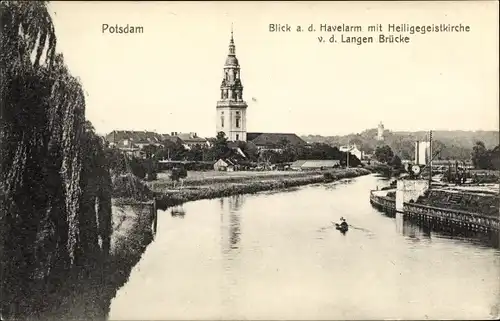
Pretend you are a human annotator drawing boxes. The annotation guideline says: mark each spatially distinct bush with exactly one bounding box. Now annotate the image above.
[112,174,153,200]
[323,172,335,180]
[170,167,188,182]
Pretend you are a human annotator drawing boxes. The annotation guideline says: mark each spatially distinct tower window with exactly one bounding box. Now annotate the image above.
[221,115,224,127]
[236,117,240,128]
[236,134,239,140]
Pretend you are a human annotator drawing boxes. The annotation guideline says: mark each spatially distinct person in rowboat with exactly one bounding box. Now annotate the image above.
[336,217,348,230]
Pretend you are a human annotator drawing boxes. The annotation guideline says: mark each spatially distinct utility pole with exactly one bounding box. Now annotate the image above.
[346,141,350,168]
[429,130,433,187]
[416,140,420,165]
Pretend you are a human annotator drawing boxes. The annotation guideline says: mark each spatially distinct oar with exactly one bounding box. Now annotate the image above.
[347,223,371,233]
[331,221,366,231]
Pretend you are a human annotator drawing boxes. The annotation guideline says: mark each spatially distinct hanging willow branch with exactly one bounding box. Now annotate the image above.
[1,2,113,318]
[1,1,57,68]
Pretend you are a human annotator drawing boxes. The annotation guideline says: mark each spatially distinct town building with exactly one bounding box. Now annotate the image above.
[290,159,340,171]
[339,144,363,161]
[172,132,211,149]
[214,158,239,171]
[105,130,210,155]
[414,141,431,165]
[104,130,166,157]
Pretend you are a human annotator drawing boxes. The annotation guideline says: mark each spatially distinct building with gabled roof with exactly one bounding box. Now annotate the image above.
[247,132,307,151]
[173,132,210,149]
[105,130,166,149]
[339,145,363,161]
[290,159,341,170]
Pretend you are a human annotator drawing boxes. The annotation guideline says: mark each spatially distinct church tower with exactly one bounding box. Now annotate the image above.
[216,26,248,142]
[377,121,385,141]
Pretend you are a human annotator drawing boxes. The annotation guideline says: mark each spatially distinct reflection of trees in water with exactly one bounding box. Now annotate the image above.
[229,194,244,213]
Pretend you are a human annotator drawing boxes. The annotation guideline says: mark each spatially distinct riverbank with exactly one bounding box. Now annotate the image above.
[48,176,157,320]
[100,199,156,317]
[150,168,371,209]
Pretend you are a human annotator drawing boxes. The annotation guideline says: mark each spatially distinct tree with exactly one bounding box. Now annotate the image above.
[389,155,403,168]
[374,145,394,163]
[104,146,127,174]
[185,144,204,162]
[156,139,185,161]
[471,141,491,169]
[490,145,500,170]
[213,131,231,159]
[142,144,159,159]
[238,141,259,162]
[1,2,112,318]
[170,166,188,188]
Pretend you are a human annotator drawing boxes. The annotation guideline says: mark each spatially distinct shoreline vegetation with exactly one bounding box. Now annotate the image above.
[149,168,372,209]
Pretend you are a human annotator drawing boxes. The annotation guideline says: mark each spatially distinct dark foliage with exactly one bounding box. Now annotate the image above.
[1,2,112,319]
[170,167,188,182]
[375,145,394,163]
[471,141,499,170]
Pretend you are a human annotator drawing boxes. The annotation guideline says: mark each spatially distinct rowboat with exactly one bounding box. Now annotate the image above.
[335,222,349,233]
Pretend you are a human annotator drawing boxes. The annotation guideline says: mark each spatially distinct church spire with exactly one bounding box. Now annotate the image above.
[228,23,236,56]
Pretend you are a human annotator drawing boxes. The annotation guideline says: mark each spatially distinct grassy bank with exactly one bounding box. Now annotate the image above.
[153,169,366,187]
[102,200,155,315]
[74,176,157,319]
[153,168,371,209]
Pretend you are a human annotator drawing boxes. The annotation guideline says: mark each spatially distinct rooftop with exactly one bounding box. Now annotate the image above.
[247,132,307,147]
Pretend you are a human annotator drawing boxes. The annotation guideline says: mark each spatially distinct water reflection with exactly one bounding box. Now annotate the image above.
[396,213,432,243]
[391,211,499,249]
[110,175,500,320]
[220,195,244,253]
[219,195,245,319]
[170,205,186,218]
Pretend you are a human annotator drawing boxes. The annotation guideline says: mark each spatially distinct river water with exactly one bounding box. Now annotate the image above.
[109,174,500,320]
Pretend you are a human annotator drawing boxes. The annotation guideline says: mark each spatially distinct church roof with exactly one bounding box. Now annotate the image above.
[247,132,307,147]
[225,55,239,66]
[224,26,239,67]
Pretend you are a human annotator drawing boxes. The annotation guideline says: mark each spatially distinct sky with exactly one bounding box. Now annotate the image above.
[48,1,499,137]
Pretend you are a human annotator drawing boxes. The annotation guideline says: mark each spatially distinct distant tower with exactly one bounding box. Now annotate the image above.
[377,121,385,141]
[216,25,248,142]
